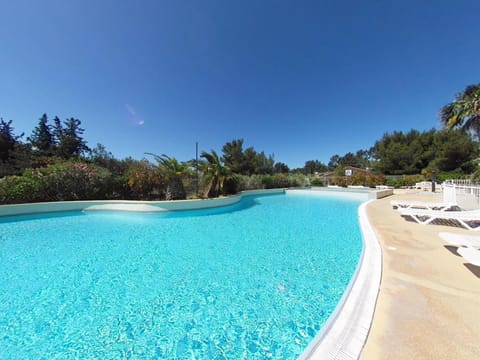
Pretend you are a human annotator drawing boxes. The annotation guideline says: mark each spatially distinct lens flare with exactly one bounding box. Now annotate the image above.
[125,104,145,126]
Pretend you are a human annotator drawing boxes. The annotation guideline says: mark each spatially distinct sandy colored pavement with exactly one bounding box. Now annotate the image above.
[361,191,480,360]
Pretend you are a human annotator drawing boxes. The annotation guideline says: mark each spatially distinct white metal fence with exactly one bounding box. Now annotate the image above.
[444,179,474,186]
[443,180,480,210]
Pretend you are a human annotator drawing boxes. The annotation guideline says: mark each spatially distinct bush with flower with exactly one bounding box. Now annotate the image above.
[0,160,114,204]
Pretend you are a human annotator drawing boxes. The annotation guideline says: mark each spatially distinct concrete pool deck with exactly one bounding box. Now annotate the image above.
[361,190,480,359]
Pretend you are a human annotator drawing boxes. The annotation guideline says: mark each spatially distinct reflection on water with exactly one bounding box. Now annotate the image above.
[0,210,86,224]
[161,195,261,218]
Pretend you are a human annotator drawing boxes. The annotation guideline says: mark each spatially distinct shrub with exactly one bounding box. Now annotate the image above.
[371,173,386,187]
[0,160,115,204]
[261,174,310,189]
[327,172,385,187]
[471,169,480,184]
[221,175,240,195]
[329,175,347,187]
[124,161,163,200]
[39,162,113,200]
[310,177,324,186]
[350,172,367,186]
[232,174,310,192]
[435,171,469,183]
[236,175,263,191]
[288,174,310,187]
[0,175,45,204]
[385,175,425,188]
[261,174,291,189]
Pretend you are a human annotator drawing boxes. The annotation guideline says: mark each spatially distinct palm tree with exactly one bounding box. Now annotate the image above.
[200,150,231,198]
[440,84,480,139]
[146,153,186,200]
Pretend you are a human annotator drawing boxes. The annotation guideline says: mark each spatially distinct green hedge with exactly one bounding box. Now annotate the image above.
[0,161,114,204]
[234,174,310,192]
[385,175,425,188]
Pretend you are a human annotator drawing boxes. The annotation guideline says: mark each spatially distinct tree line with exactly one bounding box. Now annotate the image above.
[1,83,479,203]
[0,115,315,203]
[303,127,477,177]
[0,114,88,177]
[296,83,480,177]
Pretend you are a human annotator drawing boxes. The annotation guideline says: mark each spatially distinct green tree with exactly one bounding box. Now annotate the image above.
[221,138,275,175]
[146,153,186,200]
[429,130,478,173]
[54,117,89,159]
[242,147,259,175]
[222,139,245,174]
[409,130,435,171]
[89,143,129,174]
[328,155,340,170]
[0,119,32,177]
[372,130,431,175]
[372,129,477,175]
[89,143,114,167]
[201,150,231,198]
[256,151,274,174]
[274,162,289,174]
[440,83,480,139]
[52,116,63,148]
[304,160,328,174]
[328,151,372,170]
[0,118,23,163]
[28,114,54,156]
[338,152,359,167]
[88,143,133,197]
[304,160,316,174]
[124,160,161,200]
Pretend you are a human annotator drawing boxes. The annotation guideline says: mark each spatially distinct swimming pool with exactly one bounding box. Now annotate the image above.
[0,190,365,359]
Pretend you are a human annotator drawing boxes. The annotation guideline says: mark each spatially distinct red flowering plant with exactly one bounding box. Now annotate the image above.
[39,161,112,200]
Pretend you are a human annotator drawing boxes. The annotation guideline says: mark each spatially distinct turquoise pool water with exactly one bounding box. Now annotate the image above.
[0,191,364,359]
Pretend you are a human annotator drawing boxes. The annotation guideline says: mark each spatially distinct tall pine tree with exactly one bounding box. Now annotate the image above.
[0,118,23,163]
[55,117,89,159]
[28,114,54,156]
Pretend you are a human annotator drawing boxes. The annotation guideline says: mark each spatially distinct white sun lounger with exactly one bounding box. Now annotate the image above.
[438,232,480,248]
[391,200,459,211]
[399,208,480,231]
[457,246,480,266]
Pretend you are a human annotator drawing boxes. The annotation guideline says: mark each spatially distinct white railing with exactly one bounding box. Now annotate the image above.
[444,179,474,186]
[443,180,480,210]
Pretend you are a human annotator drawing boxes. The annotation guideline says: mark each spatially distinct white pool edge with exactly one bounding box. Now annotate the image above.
[299,199,382,360]
[0,189,285,217]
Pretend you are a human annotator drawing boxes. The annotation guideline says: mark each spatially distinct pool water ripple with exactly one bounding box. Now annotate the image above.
[0,192,363,359]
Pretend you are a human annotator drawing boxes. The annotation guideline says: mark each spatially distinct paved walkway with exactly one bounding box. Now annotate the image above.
[361,191,480,359]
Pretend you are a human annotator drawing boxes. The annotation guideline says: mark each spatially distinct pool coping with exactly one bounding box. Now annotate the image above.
[0,188,284,217]
[299,199,382,359]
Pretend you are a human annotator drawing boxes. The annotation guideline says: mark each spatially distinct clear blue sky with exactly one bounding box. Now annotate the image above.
[1,0,479,168]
